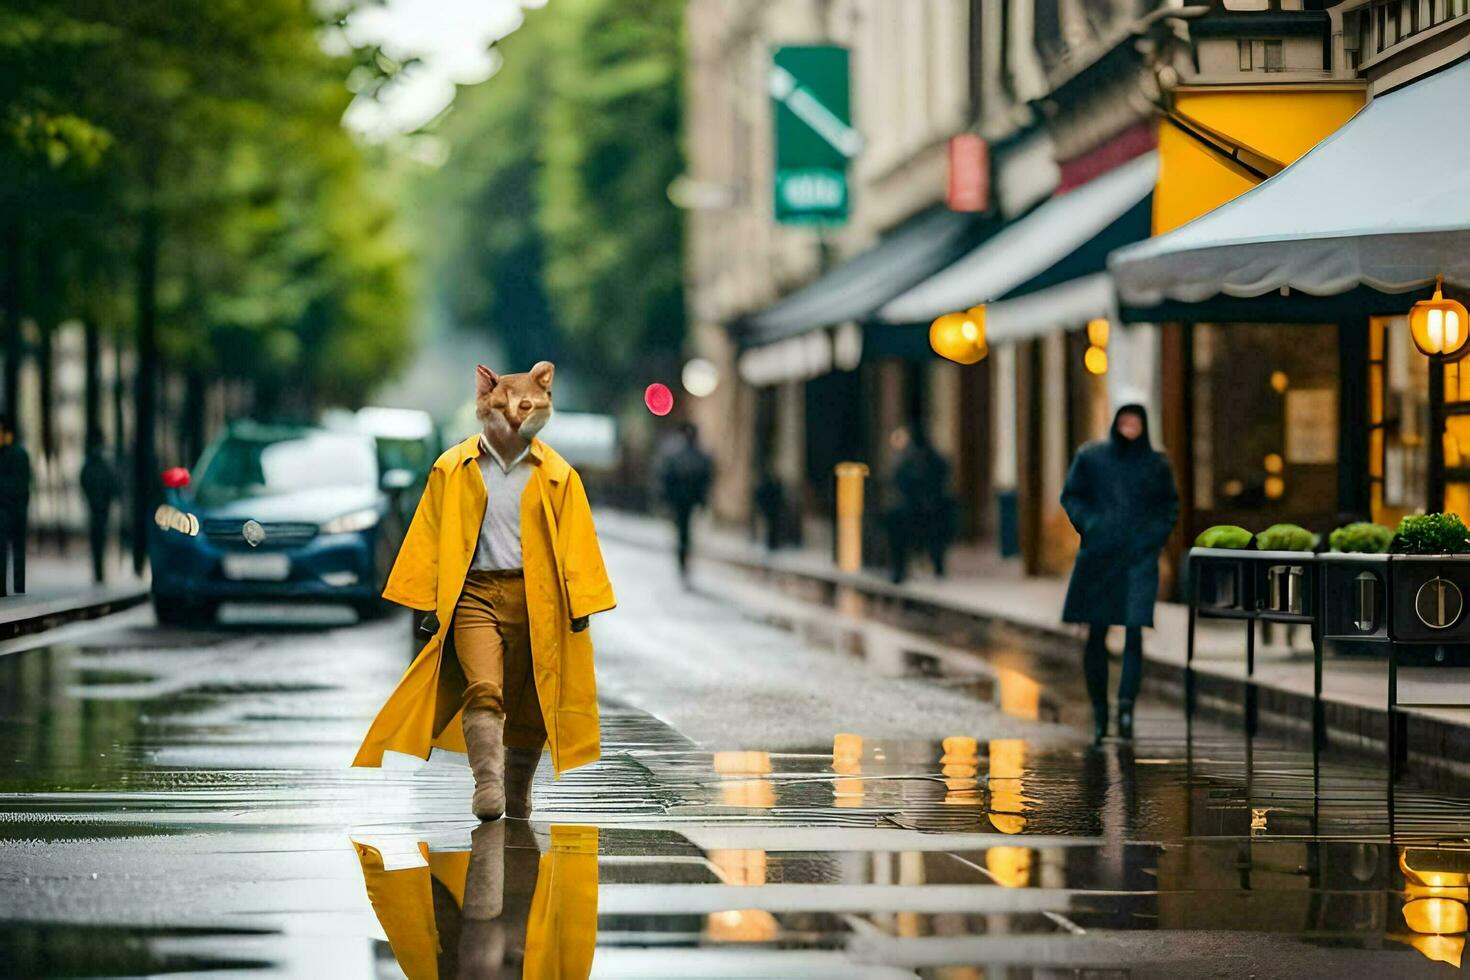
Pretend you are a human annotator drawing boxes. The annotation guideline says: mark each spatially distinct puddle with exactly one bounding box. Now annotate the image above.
[5,544,1470,976]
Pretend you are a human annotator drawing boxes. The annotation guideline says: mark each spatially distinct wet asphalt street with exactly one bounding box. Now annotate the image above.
[4,538,1470,977]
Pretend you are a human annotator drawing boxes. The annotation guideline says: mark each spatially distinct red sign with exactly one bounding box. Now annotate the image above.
[947,134,988,212]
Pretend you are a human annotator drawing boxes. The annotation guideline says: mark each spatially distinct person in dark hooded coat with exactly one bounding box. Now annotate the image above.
[1060,403,1178,745]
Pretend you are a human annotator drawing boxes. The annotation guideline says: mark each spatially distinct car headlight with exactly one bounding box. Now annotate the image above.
[321,507,380,535]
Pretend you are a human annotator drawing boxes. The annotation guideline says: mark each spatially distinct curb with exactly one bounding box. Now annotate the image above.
[0,588,150,642]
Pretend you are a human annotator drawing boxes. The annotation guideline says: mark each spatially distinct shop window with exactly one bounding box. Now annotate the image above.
[1238,40,1254,70]
[1191,323,1340,536]
[1065,328,1111,455]
[1263,40,1284,71]
[1368,317,1428,526]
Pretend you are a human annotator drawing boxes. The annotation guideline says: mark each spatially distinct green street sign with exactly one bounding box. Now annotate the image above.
[771,45,857,226]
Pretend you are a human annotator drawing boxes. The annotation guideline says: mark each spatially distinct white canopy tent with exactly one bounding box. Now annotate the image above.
[1111,59,1470,307]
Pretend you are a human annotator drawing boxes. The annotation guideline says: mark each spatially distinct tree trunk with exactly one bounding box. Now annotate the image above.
[34,244,56,463]
[182,369,206,465]
[133,205,159,577]
[84,319,102,448]
[113,336,128,564]
[2,218,21,428]
[34,244,58,551]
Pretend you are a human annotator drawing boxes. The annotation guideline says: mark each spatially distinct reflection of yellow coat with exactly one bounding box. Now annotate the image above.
[353,826,599,980]
[352,435,615,775]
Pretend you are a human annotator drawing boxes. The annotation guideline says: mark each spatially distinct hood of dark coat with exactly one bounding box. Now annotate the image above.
[1110,403,1151,452]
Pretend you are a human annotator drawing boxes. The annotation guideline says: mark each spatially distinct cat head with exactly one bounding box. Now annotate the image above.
[476,361,554,440]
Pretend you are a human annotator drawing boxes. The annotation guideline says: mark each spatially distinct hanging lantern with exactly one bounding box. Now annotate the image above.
[1083,345,1108,375]
[1410,276,1470,359]
[1086,318,1110,348]
[929,308,987,365]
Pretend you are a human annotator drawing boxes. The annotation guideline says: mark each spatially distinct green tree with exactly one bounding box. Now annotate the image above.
[0,0,415,568]
[537,0,686,394]
[418,11,566,377]
[418,0,685,407]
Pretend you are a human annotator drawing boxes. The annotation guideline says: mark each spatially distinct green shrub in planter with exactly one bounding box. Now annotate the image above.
[1393,513,1470,555]
[1195,525,1254,550]
[1255,523,1316,552]
[1328,521,1395,554]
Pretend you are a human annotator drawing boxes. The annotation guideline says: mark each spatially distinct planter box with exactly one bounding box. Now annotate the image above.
[1187,548,1318,621]
[1319,553,1389,642]
[1388,555,1470,643]
[1248,549,1318,620]
[1187,547,1253,615]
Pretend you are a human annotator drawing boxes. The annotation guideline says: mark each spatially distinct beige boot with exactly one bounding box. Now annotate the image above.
[463,707,506,820]
[504,747,540,819]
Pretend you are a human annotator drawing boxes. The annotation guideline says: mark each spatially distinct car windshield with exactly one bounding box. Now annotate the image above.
[193,431,378,506]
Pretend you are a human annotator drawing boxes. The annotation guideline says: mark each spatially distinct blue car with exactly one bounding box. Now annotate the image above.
[149,422,407,627]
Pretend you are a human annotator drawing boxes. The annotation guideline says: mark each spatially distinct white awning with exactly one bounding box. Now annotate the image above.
[983,272,1114,344]
[737,322,863,386]
[877,152,1157,324]
[1111,58,1470,307]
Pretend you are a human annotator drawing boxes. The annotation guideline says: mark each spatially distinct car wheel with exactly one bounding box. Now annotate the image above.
[153,594,217,628]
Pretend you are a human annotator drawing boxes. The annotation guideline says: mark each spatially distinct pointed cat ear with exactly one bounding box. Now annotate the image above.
[530,361,554,391]
[475,364,498,396]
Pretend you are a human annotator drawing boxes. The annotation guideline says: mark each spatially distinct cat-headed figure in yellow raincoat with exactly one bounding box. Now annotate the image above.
[353,361,615,820]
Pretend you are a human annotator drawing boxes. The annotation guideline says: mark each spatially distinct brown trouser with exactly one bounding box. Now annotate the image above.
[454,570,547,751]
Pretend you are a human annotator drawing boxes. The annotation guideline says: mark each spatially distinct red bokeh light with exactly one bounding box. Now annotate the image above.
[644,382,674,417]
[161,466,191,489]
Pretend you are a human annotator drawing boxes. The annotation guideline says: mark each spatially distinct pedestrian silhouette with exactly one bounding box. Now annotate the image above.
[660,423,712,583]
[80,434,119,584]
[0,416,30,595]
[1060,403,1178,745]
[886,426,953,584]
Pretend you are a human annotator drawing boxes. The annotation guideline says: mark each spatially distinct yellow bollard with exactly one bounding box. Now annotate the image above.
[834,462,869,574]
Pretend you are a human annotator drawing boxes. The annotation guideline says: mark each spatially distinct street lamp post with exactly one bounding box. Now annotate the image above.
[1408,276,1470,514]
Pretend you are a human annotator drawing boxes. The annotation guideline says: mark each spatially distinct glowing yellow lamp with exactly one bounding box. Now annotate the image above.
[1264,453,1283,474]
[1410,276,1470,358]
[1265,476,1285,499]
[1086,318,1110,347]
[929,310,987,365]
[1270,370,1290,393]
[1084,345,1108,375]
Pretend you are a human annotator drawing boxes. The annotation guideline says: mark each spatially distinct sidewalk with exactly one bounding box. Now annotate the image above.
[599,510,1470,772]
[0,543,149,640]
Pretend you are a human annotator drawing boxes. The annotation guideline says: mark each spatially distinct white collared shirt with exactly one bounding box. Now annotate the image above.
[471,435,534,571]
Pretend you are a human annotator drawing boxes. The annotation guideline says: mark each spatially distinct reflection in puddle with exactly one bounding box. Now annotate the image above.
[353,824,598,980]
[1393,846,1470,968]
[712,750,775,808]
[16,598,1470,976]
[705,849,778,942]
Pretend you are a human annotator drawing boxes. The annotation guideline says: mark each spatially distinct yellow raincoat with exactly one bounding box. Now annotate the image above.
[353,435,615,775]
